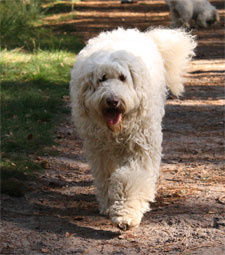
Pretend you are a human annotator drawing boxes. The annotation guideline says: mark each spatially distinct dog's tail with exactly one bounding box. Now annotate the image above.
[146,28,197,97]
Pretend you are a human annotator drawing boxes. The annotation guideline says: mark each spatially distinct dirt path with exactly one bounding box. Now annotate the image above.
[1,1,225,254]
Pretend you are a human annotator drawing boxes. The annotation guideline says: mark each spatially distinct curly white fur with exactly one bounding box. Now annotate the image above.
[70,28,196,230]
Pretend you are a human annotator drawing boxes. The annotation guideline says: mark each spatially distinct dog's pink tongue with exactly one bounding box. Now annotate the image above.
[105,110,121,125]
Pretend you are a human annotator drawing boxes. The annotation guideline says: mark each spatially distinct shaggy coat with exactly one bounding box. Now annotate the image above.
[70,28,196,230]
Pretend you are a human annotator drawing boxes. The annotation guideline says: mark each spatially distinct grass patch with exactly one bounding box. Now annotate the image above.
[0,0,83,52]
[1,50,76,196]
[57,12,77,22]
[0,0,44,51]
[43,0,80,14]
[0,0,84,197]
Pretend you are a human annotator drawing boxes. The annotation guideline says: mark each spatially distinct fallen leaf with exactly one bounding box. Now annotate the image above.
[65,232,71,237]
[208,211,217,214]
[41,248,48,253]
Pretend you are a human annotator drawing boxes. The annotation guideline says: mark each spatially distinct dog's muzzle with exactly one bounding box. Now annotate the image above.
[102,96,125,132]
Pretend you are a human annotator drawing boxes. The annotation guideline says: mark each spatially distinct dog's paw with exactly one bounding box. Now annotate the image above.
[111,215,141,231]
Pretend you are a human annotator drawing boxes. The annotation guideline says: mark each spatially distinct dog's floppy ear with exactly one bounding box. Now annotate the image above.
[128,61,138,88]
[126,56,150,116]
[70,67,93,119]
[76,72,94,116]
[146,28,197,97]
[127,55,149,90]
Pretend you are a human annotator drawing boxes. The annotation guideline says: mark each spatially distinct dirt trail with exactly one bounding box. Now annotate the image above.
[1,1,225,254]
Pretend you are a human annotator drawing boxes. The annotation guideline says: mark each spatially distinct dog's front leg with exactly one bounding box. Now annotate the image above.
[91,156,117,216]
[196,13,208,28]
[108,161,157,230]
[92,168,111,216]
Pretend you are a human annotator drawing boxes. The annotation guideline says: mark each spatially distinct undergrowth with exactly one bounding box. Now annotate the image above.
[0,0,83,197]
[1,50,76,196]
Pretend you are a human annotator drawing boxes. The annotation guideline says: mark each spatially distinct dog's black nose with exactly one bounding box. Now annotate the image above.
[106,97,120,108]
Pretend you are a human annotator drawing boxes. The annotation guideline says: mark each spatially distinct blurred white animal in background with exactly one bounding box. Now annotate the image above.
[166,0,220,28]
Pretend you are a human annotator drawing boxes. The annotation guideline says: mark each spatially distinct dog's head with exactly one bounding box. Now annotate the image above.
[76,50,148,133]
[206,7,220,26]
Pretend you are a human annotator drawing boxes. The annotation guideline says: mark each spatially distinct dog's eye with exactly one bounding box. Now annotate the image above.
[98,74,107,83]
[119,74,126,82]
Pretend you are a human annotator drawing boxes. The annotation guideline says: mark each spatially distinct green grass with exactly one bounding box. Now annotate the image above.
[43,0,80,14]
[57,12,77,22]
[0,50,76,196]
[0,0,84,197]
[0,0,83,52]
[0,0,44,51]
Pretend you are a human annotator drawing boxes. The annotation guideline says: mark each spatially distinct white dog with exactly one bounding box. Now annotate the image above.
[166,0,220,28]
[70,28,196,230]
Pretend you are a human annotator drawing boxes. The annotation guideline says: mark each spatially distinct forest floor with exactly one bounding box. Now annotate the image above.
[1,0,225,254]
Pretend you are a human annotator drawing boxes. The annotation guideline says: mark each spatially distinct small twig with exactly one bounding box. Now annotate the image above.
[217,195,225,205]
[188,243,216,251]
[165,178,182,182]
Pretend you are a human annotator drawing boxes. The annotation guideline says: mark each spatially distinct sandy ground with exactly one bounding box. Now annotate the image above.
[1,0,225,254]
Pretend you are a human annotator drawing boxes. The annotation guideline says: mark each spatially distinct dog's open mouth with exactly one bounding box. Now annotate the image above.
[104,108,121,125]
[103,108,123,131]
